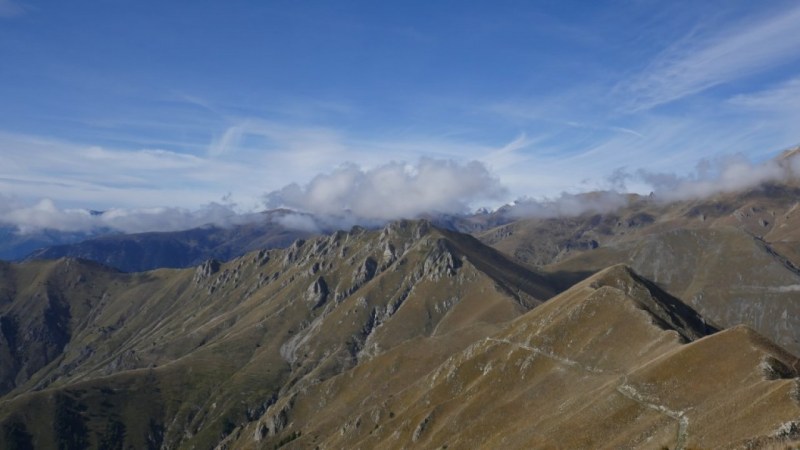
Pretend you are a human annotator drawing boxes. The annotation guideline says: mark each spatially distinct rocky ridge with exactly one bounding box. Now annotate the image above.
[0,220,555,449]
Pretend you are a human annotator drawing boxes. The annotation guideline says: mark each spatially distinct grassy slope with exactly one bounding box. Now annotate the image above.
[0,220,555,449]
[242,265,799,449]
[480,183,800,354]
[2,217,799,449]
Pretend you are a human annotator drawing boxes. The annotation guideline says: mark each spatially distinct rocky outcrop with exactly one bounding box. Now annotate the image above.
[193,259,221,284]
[420,239,461,281]
[353,257,378,286]
[305,277,329,309]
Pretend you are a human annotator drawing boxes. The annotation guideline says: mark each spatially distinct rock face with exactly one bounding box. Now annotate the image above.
[304,276,328,308]
[420,239,461,281]
[353,257,377,286]
[193,259,221,283]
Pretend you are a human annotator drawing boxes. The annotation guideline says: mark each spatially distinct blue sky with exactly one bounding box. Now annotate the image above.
[2,0,800,227]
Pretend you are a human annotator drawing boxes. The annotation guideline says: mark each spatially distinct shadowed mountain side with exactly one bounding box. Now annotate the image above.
[0,225,105,262]
[0,220,557,449]
[436,227,555,304]
[228,265,799,449]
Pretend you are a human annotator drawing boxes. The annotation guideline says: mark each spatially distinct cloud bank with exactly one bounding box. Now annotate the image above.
[264,158,507,227]
[0,196,259,235]
[501,150,800,220]
[636,151,800,202]
[4,150,798,236]
[506,191,632,219]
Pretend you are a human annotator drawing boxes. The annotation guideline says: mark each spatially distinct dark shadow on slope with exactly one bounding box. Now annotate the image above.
[436,226,558,304]
[592,265,720,342]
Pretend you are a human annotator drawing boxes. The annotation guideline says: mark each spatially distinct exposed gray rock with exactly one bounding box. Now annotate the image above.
[254,397,293,441]
[193,259,221,284]
[412,410,434,442]
[353,257,377,286]
[282,239,305,266]
[305,277,329,309]
[421,240,461,280]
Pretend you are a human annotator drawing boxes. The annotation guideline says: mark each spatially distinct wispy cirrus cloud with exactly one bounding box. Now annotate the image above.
[208,120,351,174]
[0,123,526,213]
[729,77,800,112]
[0,0,26,18]
[0,131,261,210]
[619,4,800,111]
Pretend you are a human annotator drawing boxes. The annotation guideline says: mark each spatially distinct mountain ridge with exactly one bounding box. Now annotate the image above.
[0,220,558,449]
[2,182,800,448]
[22,215,315,273]
[480,181,800,355]
[224,262,797,449]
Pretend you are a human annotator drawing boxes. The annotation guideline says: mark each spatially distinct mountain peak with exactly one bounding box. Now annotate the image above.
[528,264,716,348]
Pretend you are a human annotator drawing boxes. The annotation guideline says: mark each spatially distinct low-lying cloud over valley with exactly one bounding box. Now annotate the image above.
[0,196,255,235]
[2,151,799,235]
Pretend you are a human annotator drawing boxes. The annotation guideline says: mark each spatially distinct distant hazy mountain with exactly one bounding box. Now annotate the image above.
[0,225,106,261]
[22,211,316,272]
[18,209,511,273]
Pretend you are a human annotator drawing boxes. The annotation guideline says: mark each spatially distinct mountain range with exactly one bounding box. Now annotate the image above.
[16,210,315,273]
[1,188,799,448]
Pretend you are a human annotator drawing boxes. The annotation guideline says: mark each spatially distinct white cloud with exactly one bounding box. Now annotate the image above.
[264,158,507,226]
[0,194,261,234]
[635,152,800,201]
[0,198,93,233]
[480,132,541,171]
[506,191,631,219]
[81,146,205,170]
[620,4,800,111]
[0,127,517,214]
[208,120,349,165]
[495,151,800,220]
[274,212,321,233]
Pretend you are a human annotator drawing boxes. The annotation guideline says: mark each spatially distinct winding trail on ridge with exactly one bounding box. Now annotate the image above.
[486,338,689,449]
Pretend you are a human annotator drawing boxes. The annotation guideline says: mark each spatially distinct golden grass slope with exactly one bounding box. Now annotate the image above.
[1,219,799,449]
[0,220,556,449]
[481,183,800,355]
[230,265,799,450]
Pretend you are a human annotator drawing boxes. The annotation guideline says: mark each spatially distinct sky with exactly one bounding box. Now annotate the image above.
[2,0,800,232]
